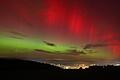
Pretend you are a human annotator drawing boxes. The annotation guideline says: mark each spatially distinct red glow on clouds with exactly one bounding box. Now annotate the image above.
[112,46,120,56]
[108,41,120,57]
[101,30,120,56]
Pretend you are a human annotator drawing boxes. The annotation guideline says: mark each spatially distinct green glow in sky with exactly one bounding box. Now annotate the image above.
[0,34,113,59]
[0,35,72,54]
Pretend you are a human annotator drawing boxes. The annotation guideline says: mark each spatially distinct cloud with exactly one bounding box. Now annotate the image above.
[83,42,120,49]
[83,43,108,49]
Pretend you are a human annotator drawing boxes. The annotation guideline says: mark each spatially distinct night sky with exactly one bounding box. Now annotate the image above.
[0,0,120,57]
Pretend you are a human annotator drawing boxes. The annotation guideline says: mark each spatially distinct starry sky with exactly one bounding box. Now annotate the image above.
[0,0,120,57]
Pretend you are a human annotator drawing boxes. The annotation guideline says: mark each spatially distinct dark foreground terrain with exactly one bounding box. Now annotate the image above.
[0,58,120,79]
[0,58,120,71]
